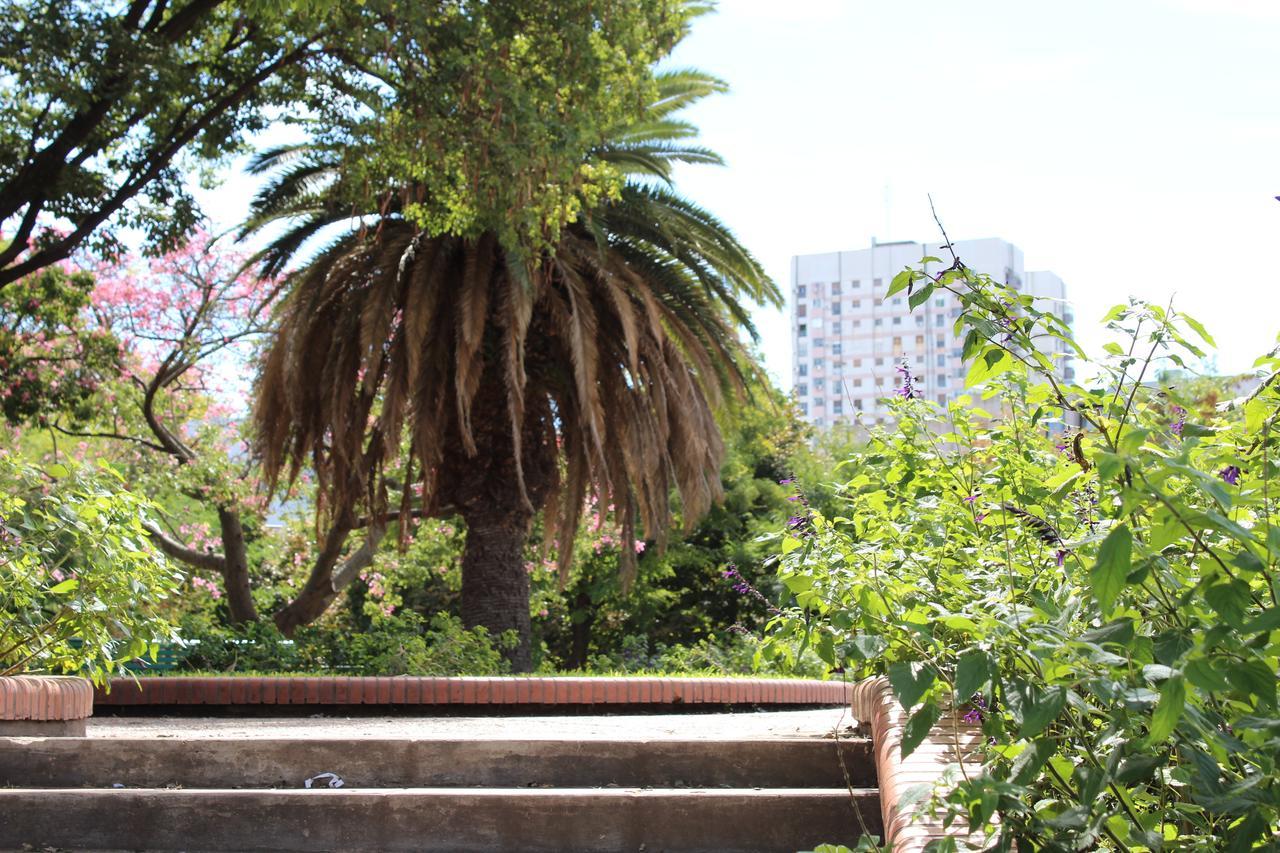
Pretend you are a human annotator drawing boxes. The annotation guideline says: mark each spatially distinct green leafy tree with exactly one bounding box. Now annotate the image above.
[765,251,1280,848]
[0,0,690,288]
[0,454,181,683]
[250,63,779,670]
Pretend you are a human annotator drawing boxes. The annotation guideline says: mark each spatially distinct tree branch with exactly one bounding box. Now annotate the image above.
[143,521,225,572]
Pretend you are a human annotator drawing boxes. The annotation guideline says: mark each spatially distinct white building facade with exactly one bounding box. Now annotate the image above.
[791,238,1072,427]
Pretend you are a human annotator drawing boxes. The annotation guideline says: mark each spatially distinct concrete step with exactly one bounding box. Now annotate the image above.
[0,787,883,852]
[0,736,875,790]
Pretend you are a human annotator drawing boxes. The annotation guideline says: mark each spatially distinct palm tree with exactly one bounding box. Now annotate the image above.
[249,71,779,670]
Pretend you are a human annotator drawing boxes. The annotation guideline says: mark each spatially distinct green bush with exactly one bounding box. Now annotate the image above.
[177,610,513,676]
[765,257,1280,848]
[0,455,181,684]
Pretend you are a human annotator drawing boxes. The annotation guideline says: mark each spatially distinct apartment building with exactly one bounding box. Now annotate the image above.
[791,238,1071,427]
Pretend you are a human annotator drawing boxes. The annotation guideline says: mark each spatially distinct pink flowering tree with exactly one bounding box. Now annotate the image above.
[49,229,391,630]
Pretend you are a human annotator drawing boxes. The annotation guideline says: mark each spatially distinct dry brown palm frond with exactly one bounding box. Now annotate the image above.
[255,215,758,592]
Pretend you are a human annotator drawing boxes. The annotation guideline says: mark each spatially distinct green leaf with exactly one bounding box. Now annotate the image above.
[954,649,991,698]
[1148,675,1185,742]
[886,270,913,298]
[1205,579,1250,628]
[1020,685,1068,738]
[908,283,935,309]
[1185,658,1229,692]
[1181,313,1217,347]
[1081,618,1135,647]
[1242,607,1280,635]
[888,660,935,709]
[901,701,942,758]
[1090,525,1132,614]
[48,578,79,594]
[1226,659,1277,708]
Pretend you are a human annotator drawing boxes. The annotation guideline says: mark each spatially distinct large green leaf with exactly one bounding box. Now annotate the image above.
[1090,525,1132,614]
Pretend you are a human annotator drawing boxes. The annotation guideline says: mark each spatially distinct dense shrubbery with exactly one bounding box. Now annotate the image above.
[766,256,1280,848]
[0,454,181,684]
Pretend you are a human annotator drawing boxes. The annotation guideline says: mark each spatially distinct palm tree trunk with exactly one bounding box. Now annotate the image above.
[460,507,533,672]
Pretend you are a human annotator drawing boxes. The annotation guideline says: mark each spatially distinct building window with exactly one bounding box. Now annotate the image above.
[892,317,902,325]
[814,357,825,369]
[937,374,947,387]
[797,324,807,337]
[798,364,808,376]
[892,336,902,349]
[831,321,841,334]
[797,343,807,356]
[874,297,883,307]
[853,378,862,387]
[873,278,882,289]
[797,285,807,298]
[934,297,945,308]
[831,281,842,295]
[796,383,808,396]
[853,358,862,368]
[813,337,825,348]
[854,399,863,411]
[833,399,843,414]
[915,315,925,326]
[892,297,902,306]
[831,302,842,315]
[874,318,883,327]
[814,397,824,408]
[915,335,924,347]
[875,357,884,366]
[851,279,861,288]
[800,402,808,415]
[797,304,806,317]
[832,343,843,355]
[852,319,862,328]
[950,308,962,318]
[937,394,947,404]
[811,282,823,297]
[936,354,946,367]
[936,314,946,326]
[937,336,946,347]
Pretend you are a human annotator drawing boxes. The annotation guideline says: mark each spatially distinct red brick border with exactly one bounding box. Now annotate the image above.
[94,676,854,707]
[0,676,94,722]
[851,678,985,851]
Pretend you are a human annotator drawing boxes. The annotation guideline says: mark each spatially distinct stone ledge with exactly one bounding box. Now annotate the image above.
[852,678,985,852]
[0,676,94,736]
[95,676,854,707]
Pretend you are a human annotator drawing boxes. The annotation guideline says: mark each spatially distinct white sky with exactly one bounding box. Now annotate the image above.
[202,0,1280,384]
[661,0,1280,381]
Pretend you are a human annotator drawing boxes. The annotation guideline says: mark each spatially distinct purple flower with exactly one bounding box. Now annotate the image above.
[1055,549,1069,567]
[894,357,922,399]
[963,494,979,504]
[1170,405,1186,436]
[975,513,987,522]
[778,477,796,485]
[962,708,983,724]
[1220,465,1242,486]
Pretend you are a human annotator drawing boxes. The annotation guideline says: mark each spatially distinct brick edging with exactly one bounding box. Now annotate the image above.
[851,678,984,851]
[95,676,854,707]
[0,676,94,722]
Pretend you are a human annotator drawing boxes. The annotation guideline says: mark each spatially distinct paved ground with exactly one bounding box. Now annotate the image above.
[87,707,857,740]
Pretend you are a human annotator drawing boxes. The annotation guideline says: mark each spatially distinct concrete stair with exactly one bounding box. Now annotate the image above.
[0,735,882,852]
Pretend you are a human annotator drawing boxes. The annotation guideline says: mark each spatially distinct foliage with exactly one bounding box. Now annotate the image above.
[177,610,512,677]
[0,453,181,684]
[0,260,118,424]
[1,0,696,287]
[765,254,1280,849]
[250,64,778,669]
[0,0,328,286]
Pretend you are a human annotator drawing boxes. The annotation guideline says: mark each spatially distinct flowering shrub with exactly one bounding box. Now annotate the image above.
[764,256,1280,848]
[0,454,181,684]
